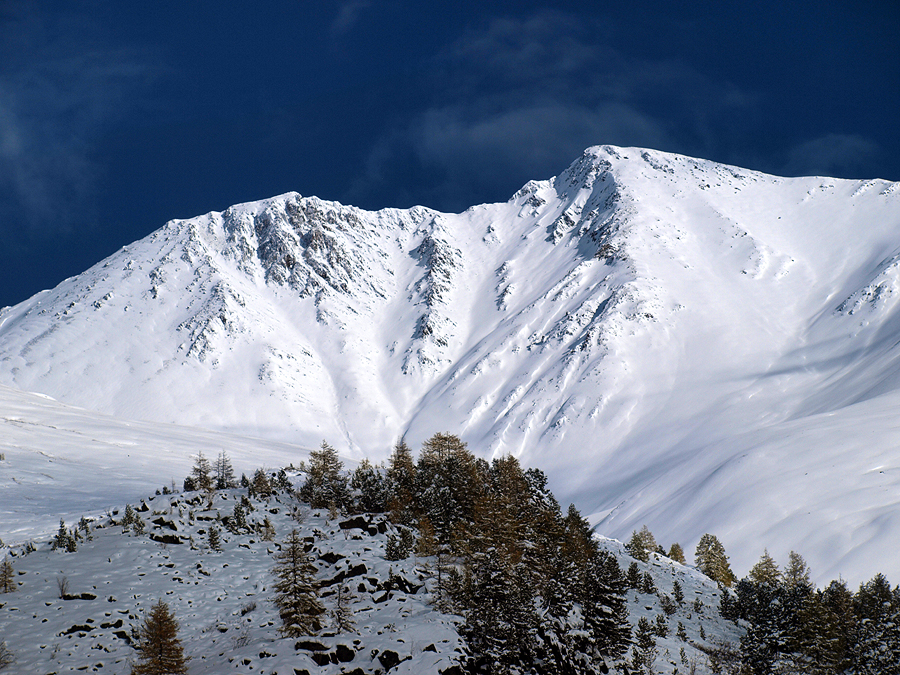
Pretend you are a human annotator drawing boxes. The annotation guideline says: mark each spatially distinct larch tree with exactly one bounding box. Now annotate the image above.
[191,451,213,492]
[130,600,188,675]
[386,438,416,524]
[749,549,781,587]
[0,555,15,593]
[695,533,736,587]
[298,441,350,510]
[272,529,324,637]
[625,525,658,563]
[667,542,686,564]
[215,450,236,489]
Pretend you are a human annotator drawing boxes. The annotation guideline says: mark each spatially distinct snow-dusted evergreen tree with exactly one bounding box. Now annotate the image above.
[625,561,641,589]
[791,589,849,675]
[350,458,388,513]
[385,527,415,561]
[260,516,276,541]
[271,529,324,637]
[0,640,13,671]
[0,555,15,593]
[749,549,781,586]
[52,518,76,552]
[580,550,631,665]
[122,504,137,532]
[251,468,272,499]
[230,503,248,533]
[215,450,236,489]
[191,451,213,492]
[632,616,658,674]
[207,526,221,552]
[695,533,736,587]
[386,439,417,525]
[853,573,900,675]
[415,433,477,540]
[625,525,658,563]
[298,441,349,510]
[130,599,188,675]
[462,552,539,674]
[329,583,356,633]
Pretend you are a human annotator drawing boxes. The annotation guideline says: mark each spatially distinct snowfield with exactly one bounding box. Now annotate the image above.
[1,145,900,586]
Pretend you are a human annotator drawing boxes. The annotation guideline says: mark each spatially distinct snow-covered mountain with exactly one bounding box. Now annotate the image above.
[2,145,900,584]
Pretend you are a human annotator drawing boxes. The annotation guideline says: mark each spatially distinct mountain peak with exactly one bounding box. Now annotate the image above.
[1,147,899,583]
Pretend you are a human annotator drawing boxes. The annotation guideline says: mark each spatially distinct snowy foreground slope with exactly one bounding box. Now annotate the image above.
[0,477,738,675]
[2,145,900,584]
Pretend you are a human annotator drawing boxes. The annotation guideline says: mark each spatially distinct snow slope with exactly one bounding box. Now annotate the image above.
[2,145,900,584]
[0,476,738,675]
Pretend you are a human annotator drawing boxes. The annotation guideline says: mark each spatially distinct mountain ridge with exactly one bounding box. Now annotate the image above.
[2,145,899,584]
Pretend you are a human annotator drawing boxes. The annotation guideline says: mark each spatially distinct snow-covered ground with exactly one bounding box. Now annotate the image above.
[1,145,900,586]
[0,473,740,675]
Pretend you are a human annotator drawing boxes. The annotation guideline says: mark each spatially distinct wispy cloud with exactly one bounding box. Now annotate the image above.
[0,5,157,233]
[348,10,758,210]
[330,0,372,37]
[782,133,881,179]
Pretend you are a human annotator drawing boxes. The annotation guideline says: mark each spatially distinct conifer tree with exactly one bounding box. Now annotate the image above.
[298,441,350,510]
[191,451,213,492]
[122,504,137,532]
[330,583,356,633]
[350,459,388,513]
[415,516,438,558]
[385,527,415,560]
[0,555,15,593]
[853,573,900,675]
[695,533,736,587]
[386,439,417,525]
[78,516,93,541]
[581,550,631,663]
[749,549,781,586]
[654,613,669,638]
[230,503,248,533]
[272,529,324,636]
[207,526,221,552]
[0,640,13,671]
[632,616,658,674]
[625,561,641,589]
[260,516,276,542]
[673,579,684,604]
[784,550,812,590]
[130,600,188,675]
[251,468,273,499]
[668,542,686,564]
[415,433,477,540]
[215,450,236,489]
[625,525,658,562]
[462,554,539,673]
[53,519,76,552]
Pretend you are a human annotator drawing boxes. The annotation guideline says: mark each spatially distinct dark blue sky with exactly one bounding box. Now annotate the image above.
[1,1,897,307]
